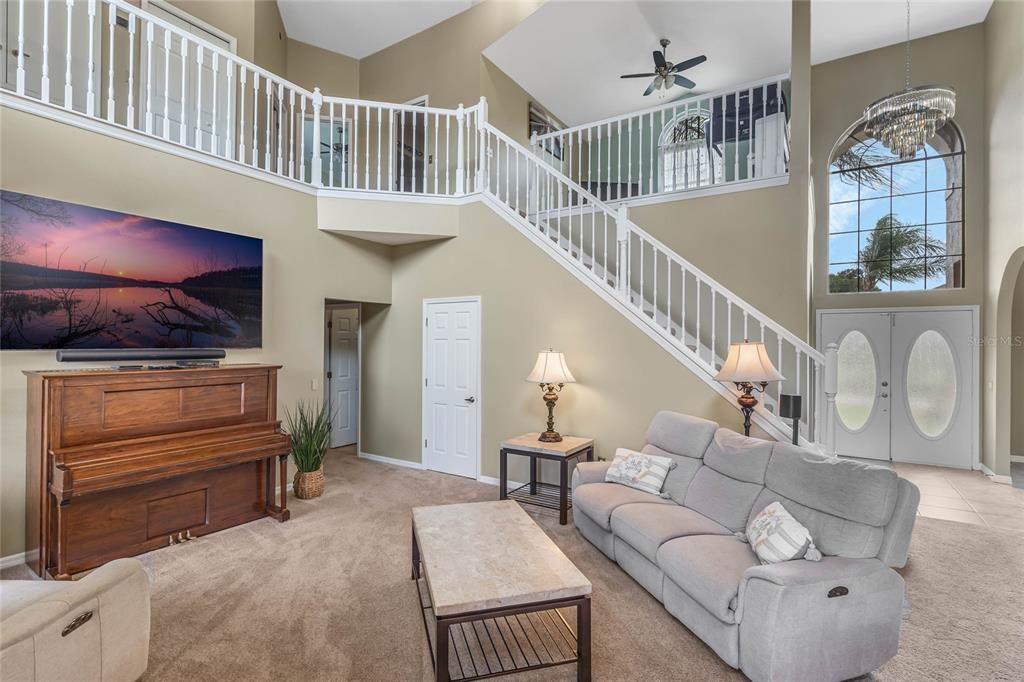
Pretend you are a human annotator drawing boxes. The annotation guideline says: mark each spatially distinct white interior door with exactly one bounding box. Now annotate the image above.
[890,310,974,468]
[423,298,480,479]
[329,306,359,448]
[821,311,893,460]
[820,308,977,468]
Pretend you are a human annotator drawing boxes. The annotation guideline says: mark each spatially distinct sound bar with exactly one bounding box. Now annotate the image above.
[56,348,227,362]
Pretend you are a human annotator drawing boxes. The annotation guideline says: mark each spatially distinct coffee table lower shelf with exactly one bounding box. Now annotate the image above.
[415,567,590,681]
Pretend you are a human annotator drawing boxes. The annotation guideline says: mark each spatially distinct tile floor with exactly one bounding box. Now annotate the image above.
[892,461,1024,532]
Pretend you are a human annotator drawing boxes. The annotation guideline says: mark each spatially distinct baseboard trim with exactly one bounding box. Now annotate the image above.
[1010,455,1024,464]
[979,463,1012,485]
[0,551,27,570]
[477,474,526,490]
[358,451,424,470]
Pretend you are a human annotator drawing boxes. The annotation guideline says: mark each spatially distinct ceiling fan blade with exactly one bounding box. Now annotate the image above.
[673,75,696,89]
[652,50,667,69]
[671,55,708,73]
[620,73,657,79]
[643,77,660,96]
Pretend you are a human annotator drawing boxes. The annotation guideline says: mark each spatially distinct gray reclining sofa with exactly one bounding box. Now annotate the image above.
[571,411,920,682]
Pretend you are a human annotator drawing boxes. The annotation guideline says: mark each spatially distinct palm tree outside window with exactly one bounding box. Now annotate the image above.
[828,120,964,293]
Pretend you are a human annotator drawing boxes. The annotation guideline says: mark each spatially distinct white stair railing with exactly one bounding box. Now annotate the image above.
[531,75,791,203]
[478,111,827,446]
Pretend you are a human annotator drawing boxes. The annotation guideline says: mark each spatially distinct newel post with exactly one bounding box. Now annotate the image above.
[616,205,630,301]
[455,103,466,195]
[311,88,323,188]
[476,96,488,191]
[824,342,839,457]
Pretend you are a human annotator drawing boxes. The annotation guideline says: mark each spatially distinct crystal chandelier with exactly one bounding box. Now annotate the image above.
[864,0,956,160]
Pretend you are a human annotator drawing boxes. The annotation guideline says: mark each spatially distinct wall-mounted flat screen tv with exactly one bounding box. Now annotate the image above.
[1,191,262,350]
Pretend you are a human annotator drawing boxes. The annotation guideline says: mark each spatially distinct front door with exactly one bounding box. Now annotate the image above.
[423,298,480,478]
[819,308,976,468]
[328,306,359,448]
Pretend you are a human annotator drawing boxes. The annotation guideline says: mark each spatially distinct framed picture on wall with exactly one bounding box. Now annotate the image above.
[529,102,564,160]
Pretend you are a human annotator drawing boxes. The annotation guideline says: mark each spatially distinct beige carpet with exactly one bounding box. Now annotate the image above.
[8,448,1022,680]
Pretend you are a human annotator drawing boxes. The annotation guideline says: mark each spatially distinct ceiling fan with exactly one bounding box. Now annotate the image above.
[620,39,707,96]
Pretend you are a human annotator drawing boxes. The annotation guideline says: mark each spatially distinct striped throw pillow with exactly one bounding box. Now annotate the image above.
[746,501,823,564]
[604,448,675,497]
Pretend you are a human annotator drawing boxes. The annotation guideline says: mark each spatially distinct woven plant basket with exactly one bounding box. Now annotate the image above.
[293,467,325,499]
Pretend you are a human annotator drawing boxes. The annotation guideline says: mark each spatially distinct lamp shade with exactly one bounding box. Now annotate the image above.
[526,351,576,385]
[714,341,784,383]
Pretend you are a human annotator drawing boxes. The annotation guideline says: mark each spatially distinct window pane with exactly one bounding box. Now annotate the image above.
[926,188,961,224]
[860,197,891,229]
[860,261,891,292]
[829,200,858,233]
[925,157,952,191]
[859,165,891,199]
[836,330,877,431]
[889,258,926,291]
[906,330,957,437]
[892,192,925,226]
[829,171,859,201]
[829,232,859,264]
[829,262,861,293]
[892,160,926,195]
[926,222,963,254]
[926,255,963,289]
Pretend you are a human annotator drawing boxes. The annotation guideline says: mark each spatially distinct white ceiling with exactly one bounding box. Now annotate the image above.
[277,0,481,59]
[811,0,993,65]
[484,1,792,126]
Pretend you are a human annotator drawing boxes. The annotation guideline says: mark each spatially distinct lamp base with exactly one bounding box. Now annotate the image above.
[538,430,563,443]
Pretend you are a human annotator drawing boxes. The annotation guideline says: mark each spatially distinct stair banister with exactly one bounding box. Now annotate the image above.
[312,88,323,188]
[824,342,839,456]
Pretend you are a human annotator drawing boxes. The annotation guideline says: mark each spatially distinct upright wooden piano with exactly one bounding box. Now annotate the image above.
[24,364,291,579]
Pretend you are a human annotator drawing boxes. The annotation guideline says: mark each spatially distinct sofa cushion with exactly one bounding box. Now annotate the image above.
[573,482,671,531]
[641,445,703,505]
[704,428,773,484]
[657,535,759,624]
[766,444,899,527]
[605,448,675,496]
[683,467,764,532]
[641,412,718,504]
[611,503,731,562]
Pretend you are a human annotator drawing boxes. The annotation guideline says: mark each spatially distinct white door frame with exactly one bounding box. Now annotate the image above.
[421,296,482,478]
[324,302,362,448]
[816,305,980,469]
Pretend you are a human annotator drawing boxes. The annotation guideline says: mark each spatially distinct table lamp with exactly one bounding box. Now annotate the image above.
[526,350,576,442]
[714,340,784,437]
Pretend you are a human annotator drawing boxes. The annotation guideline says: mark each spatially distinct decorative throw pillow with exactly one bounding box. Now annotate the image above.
[745,501,823,564]
[604,448,675,497]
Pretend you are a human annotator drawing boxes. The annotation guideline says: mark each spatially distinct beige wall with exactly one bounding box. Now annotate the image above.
[1012,266,1024,457]
[0,109,393,557]
[360,200,767,484]
[358,0,544,108]
[163,0,285,73]
[810,25,987,315]
[983,0,1024,476]
[253,0,288,74]
[286,39,360,98]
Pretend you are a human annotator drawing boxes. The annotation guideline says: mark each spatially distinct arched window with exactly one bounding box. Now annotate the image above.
[659,111,721,190]
[828,120,964,293]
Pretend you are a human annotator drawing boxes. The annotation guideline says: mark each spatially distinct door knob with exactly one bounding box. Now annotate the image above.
[880,392,889,398]
[464,396,475,403]
[881,381,889,387]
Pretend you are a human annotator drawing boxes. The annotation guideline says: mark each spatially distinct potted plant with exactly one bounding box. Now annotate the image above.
[285,400,332,499]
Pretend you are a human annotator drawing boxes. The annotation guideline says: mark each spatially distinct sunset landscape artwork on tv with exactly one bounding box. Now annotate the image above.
[0,191,262,350]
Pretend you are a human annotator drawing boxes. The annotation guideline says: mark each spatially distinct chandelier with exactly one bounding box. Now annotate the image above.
[864,0,956,160]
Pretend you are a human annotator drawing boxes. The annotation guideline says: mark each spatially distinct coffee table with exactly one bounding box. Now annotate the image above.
[411,500,592,681]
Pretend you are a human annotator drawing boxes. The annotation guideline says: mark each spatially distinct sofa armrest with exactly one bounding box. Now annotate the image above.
[736,557,904,682]
[571,460,612,493]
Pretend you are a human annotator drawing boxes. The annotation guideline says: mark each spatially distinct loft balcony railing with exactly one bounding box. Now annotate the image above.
[1,0,836,450]
[530,75,791,204]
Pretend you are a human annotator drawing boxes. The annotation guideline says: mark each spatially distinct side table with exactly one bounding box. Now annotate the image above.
[499,433,594,525]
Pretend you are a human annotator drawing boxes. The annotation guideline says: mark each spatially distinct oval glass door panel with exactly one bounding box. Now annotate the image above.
[906,330,957,438]
[836,330,877,431]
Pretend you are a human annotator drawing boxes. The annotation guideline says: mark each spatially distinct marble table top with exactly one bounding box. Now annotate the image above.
[500,433,594,457]
[412,500,592,616]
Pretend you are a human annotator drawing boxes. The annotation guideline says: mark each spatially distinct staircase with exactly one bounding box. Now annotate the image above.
[0,0,836,449]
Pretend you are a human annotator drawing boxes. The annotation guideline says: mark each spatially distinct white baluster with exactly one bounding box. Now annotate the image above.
[328,100,336,187]
[15,0,25,95]
[179,37,187,144]
[238,68,247,161]
[144,21,153,134]
[252,71,260,166]
[287,88,295,177]
[376,105,383,190]
[86,0,96,115]
[445,111,451,195]
[455,104,465,195]
[412,108,418,193]
[433,113,440,194]
[65,0,77,110]
[263,77,271,169]
[824,343,839,456]
[194,45,203,149]
[311,89,322,186]
[300,93,308,182]
[627,116,633,199]
[399,108,405,191]
[276,83,284,174]
[364,105,370,190]
[352,103,360,188]
[616,206,629,301]
[210,52,219,155]
[106,5,116,118]
[734,91,740,182]
[341,102,347,187]
[711,291,717,367]
[224,60,233,159]
[387,104,394,191]
[42,0,51,102]
[162,29,170,140]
